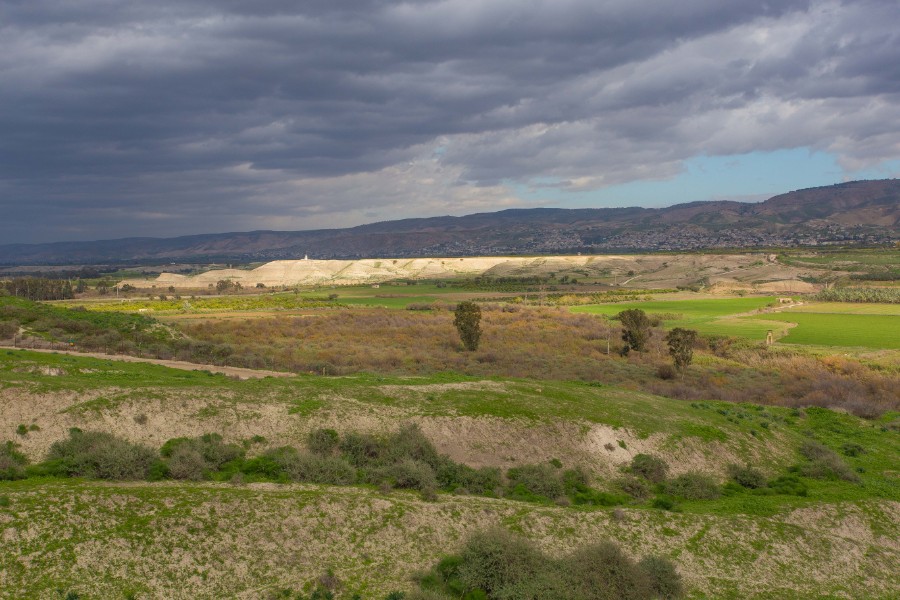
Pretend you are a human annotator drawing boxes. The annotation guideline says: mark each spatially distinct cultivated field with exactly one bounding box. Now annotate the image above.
[751,312,900,349]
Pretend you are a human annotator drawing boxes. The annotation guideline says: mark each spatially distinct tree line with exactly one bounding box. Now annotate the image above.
[1,277,74,301]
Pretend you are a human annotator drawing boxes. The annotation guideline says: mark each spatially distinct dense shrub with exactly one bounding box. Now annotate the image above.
[665,473,721,500]
[167,445,207,480]
[339,432,383,467]
[456,527,548,597]
[727,464,766,489]
[307,428,340,456]
[797,441,860,483]
[422,527,683,599]
[387,458,438,492]
[563,467,627,506]
[629,454,669,483]
[505,463,566,501]
[766,475,808,496]
[0,320,18,339]
[160,433,244,479]
[46,430,157,480]
[638,555,684,599]
[656,364,677,380]
[264,447,356,485]
[566,541,655,599]
[384,424,442,468]
[435,461,501,495]
[0,441,29,480]
[617,476,653,500]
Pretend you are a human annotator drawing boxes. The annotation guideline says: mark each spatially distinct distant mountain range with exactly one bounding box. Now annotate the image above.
[2,180,898,265]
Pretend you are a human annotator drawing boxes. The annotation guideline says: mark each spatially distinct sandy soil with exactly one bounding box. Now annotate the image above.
[123,253,819,291]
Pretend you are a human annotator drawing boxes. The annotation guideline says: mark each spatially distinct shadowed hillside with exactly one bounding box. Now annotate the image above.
[1,180,897,264]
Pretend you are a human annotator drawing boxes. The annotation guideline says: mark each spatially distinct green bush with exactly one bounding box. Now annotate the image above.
[665,472,721,500]
[766,475,808,496]
[387,458,438,492]
[638,555,684,599]
[563,467,627,506]
[506,463,566,501]
[264,447,356,485]
[307,428,340,456]
[456,527,546,597]
[727,464,766,489]
[0,320,18,339]
[629,454,669,483]
[422,527,684,599]
[651,495,678,511]
[240,451,287,480]
[339,432,383,467]
[160,433,245,479]
[46,430,157,480]
[841,442,865,457]
[167,445,207,480]
[384,423,442,469]
[435,460,501,495]
[617,476,652,501]
[565,541,654,599]
[798,440,860,483]
[0,441,29,481]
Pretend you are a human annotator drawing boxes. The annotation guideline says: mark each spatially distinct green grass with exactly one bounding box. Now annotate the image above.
[752,313,900,349]
[336,295,440,308]
[787,302,900,315]
[1,349,899,598]
[572,296,777,338]
[3,349,897,506]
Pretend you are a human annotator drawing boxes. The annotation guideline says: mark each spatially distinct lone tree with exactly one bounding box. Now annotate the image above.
[665,327,698,375]
[454,301,482,351]
[617,308,652,352]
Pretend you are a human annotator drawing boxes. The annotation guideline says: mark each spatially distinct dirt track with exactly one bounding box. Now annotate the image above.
[0,344,294,379]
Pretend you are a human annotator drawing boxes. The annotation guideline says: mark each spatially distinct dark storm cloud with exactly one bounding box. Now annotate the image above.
[0,0,897,242]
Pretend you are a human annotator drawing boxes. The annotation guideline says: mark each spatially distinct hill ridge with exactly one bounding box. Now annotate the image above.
[2,179,897,264]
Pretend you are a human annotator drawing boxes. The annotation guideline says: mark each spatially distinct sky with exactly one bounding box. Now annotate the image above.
[1,0,899,244]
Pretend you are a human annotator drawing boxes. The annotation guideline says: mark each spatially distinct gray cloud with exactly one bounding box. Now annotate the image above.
[0,0,897,243]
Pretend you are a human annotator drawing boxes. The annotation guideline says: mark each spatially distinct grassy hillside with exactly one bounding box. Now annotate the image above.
[1,350,898,598]
[2,480,897,599]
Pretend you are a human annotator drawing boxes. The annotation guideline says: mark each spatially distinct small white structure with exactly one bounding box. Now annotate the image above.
[304,254,309,260]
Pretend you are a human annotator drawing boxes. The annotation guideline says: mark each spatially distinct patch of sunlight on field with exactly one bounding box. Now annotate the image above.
[337,295,439,308]
[572,297,777,339]
[786,302,900,315]
[692,318,791,340]
[753,313,900,349]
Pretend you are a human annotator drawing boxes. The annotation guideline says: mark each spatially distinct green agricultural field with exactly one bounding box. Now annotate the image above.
[572,296,779,339]
[334,294,440,308]
[752,312,900,349]
[786,302,900,315]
